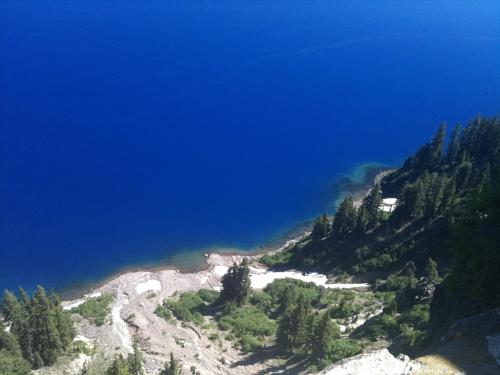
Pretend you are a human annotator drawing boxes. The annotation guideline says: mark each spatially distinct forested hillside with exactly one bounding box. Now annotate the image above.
[263,115,500,353]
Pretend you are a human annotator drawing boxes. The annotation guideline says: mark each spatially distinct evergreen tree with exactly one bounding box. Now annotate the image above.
[159,352,181,375]
[430,123,446,164]
[49,292,75,349]
[127,339,144,375]
[311,214,330,240]
[312,312,340,360]
[446,124,461,164]
[2,291,32,365]
[425,258,439,283]
[0,325,31,375]
[220,258,251,306]
[106,354,131,375]
[30,286,63,367]
[331,197,357,236]
[282,295,312,353]
[355,205,369,234]
[362,184,382,228]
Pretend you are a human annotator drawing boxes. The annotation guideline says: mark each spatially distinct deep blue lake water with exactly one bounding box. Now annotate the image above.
[1,0,499,293]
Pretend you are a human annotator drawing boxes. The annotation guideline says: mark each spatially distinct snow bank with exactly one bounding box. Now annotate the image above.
[249,267,368,290]
[213,265,229,276]
[135,279,162,294]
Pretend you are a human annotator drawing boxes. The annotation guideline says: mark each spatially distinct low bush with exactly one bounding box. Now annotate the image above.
[197,289,220,304]
[217,306,276,338]
[320,339,363,368]
[377,275,417,292]
[240,335,263,352]
[71,293,113,326]
[163,292,206,325]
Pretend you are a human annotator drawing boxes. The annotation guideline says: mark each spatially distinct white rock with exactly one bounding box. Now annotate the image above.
[317,349,412,375]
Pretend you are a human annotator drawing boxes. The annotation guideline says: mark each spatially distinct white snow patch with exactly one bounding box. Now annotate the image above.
[487,334,500,365]
[135,279,162,294]
[249,267,368,290]
[213,265,229,276]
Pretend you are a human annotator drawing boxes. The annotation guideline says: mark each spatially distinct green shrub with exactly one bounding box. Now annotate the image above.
[330,301,363,319]
[248,290,273,313]
[378,275,417,292]
[154,304,172,320]
[164,292,206,325]
[197,289,220,304]
[239,335,263,352]
[71,293,113,326]
[73,340,92,356]
[260,251,293,267]
[320,339,362,367]
[359,313,399,340]
[399,304,430,329]
[217,306,276,338]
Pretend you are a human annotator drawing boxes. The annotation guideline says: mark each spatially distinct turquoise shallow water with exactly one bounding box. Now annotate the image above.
[1,0,499,292]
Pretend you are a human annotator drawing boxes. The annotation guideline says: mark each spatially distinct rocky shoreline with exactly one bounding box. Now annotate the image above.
[47,166,394,375]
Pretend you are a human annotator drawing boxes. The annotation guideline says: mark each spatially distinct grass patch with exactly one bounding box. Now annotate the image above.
[71,293,113,326]
[157,289,220,326]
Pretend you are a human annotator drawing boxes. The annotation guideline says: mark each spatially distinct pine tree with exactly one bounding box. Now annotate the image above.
[127,339,144,375]
[425,257,438,283]
[0,325,31,375]
[446,124,461,164]
[362,184,382,228]
[2,290,32,365]
[107,354,131,375]
[285,295,311,352]
[430,123,446,164]
[312,312,340,359]
[159,352,181,375]
[49,292,75,349]
[311,214,329,240]
[30,286,63,367]
[356,205,369,234]
[220,258,251,306]
[332,197,356,236]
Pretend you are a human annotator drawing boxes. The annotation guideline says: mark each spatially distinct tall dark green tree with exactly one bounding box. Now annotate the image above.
[362,184,382,228]
[312,312,340,360]
[0,325,31,375]
[331,197,357,236]
[30,286,63,367]
[127,339,144,375]
[311,214,330,240]
[446,124,461,164]
[159,352,181,375]
[106,354,131,375]
[220,258,251,306]
[425,258,438,283]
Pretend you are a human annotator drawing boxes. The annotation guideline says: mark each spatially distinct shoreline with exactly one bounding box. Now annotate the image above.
[58,163,393,301]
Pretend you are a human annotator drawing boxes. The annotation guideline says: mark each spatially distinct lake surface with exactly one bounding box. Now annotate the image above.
[1,0,499,292]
